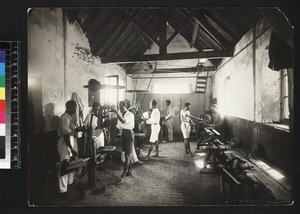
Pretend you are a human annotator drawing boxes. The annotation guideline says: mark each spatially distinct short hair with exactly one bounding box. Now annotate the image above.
[119,100,127,108]
[211,104,218,109]
[151,99,157,107]
[92,101,100,109]
[166,100,171,105]
[184,102,191,108]
[66,100,76,109]
[125,99,131,108]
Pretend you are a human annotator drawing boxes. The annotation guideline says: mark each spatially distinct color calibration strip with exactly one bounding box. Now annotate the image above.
[0,41,20,169]
[0,51,4,159]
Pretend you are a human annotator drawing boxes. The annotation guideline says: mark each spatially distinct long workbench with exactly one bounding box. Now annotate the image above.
[219,149,292,204]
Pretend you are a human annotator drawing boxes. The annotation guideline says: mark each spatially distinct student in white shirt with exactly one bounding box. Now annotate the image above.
[180,102,195,156]
[144,100,161,160]
[112,101,135,184]
[125,100,144,165]
[57,100,78,196]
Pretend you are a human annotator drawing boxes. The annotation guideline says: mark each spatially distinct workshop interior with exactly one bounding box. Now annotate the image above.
[28,8,294,206]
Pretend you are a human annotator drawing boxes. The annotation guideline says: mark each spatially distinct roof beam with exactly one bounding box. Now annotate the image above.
[232,10,253,30]
[127,66,216,74]
[167,12,208,50]
[201,10,239,42]
[159,9,167,55]
[106,9,144,56]
[206,9,241,38]
[86,10,116,42]
[101,50,233,64]
[191,18,199,48]
[166,13,193,47]
[188,9,232,50]
[156,66,216,73]
[123,10,160,46]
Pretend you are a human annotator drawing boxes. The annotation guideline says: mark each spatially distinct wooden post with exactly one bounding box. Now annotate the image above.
[287,68,294,133]
[159,9,167,55]
[86,124,96,189]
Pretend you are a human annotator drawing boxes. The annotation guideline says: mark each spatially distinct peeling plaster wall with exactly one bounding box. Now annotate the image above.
[213,19,292,172]
[65,19,126,117]
[28,8,127,133]
[28,9,65,133]
[213,19,281,123]
[213,27,255,120]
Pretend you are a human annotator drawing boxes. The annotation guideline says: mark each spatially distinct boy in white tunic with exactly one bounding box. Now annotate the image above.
[144,100,161,159]
[57,100,78,196]
[180,102,195,156]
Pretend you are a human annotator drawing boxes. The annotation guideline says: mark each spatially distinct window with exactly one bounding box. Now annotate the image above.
[281,69,289,124]
[104,75,124,106]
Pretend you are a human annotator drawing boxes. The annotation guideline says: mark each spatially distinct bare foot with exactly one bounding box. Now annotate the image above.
[117,177,126,185]
[143,156,150,160]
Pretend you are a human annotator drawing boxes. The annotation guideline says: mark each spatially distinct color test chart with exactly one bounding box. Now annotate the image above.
[0,41,20,169]
[0,51,5,160]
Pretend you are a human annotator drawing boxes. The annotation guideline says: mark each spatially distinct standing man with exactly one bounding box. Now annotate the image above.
[180,102,195,156]
[125,100,144,165]
[57,100,78,197]
[144,100,161,159]
[83,101,105,152]
[112,101,135,184]
[165,100,175,142]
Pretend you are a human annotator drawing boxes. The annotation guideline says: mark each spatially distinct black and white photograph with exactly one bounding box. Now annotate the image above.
[28,7,294,206]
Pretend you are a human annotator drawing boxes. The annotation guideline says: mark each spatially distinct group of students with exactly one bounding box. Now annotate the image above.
[55,99,160,193]
[56,99,223,194]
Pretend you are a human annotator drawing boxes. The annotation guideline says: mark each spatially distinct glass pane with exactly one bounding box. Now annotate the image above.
[105,89,118,106]
[109,77,117,85]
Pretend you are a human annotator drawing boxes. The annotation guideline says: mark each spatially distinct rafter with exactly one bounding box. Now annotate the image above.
[105,9,144,57]
[191,18,199,48]
[86,10,116,42]
[166,13,193,47]
[159,9,167,55]
[167,12,208,50]
[188,9,232,50]
[233,10,254,30]
[123,10,160,46]
[206,9,240,39]
[101,50,233,64]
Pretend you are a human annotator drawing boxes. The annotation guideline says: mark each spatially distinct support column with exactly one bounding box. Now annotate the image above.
[252,27,258,153]
[287,68,294,133]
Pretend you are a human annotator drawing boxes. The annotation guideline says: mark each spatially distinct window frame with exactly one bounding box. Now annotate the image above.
[281,69,289,125]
